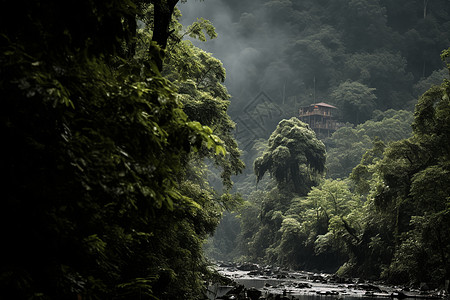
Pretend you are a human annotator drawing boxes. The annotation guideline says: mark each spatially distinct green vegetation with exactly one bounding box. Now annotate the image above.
[254,118,326,195]
[221,49,450,288]
[2,0,450,298]
[1,1,243,299]
[325,109,414,179]
[187,0,449,138]
[192,0,450,289]
[233,118,327,265]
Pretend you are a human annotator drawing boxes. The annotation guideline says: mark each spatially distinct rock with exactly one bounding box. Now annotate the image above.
[295,282,312,289]
[246,287,262,300]
[316,290,339,296]
[263,268,273,276]
[248,270,261,276]
[390,291,407,299]
[310,274,326,283]
[237,263,259,271]
[357,283,382,292]
[219,262,236,268]
[420,282,430,291]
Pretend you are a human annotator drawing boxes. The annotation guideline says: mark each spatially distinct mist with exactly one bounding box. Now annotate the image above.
[5,1,450,297]
[178,0,449,153]
[179,0,298,140]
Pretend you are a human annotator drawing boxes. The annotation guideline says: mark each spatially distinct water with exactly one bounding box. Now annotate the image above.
[218,267,406,299]
[234,277,389,299]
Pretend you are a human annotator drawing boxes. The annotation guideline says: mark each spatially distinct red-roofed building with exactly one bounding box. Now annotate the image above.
[298,102,340,137]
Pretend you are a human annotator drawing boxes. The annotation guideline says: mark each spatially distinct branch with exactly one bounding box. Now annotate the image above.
[341,217,361,244]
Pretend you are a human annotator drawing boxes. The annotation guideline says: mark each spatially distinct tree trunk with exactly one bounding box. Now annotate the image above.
[152,0,179,71]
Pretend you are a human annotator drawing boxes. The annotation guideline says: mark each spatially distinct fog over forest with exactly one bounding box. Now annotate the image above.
[179,0,316,139]
[178,0,450,286]
[177,8,447,215]
[1,1,450,298]
[178,0,449,174]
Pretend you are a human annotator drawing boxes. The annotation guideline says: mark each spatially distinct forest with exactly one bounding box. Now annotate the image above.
[0,0,449,299]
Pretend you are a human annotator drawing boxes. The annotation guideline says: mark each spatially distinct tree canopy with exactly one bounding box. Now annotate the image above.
[213,46,450,288]
[254,117,326,195]
[330,80,377,124]
[325,109,414,179]
[0,1,243,299]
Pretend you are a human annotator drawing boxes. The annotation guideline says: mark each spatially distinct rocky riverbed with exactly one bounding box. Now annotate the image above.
[209,262,448,300]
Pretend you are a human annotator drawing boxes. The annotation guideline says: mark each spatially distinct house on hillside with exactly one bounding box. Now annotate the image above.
[298,102,340,137]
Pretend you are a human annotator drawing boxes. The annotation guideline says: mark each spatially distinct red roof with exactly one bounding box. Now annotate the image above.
[311,102,337,109]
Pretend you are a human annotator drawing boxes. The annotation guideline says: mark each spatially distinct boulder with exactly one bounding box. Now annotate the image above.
[237,263,259,271]
[246,287,262,300]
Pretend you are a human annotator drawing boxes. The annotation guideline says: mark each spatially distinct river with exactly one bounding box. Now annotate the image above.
[210,263,446,300]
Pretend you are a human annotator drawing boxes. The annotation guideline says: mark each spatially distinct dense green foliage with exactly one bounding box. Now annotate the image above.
[368,50,450,283]
[182,0,449,138]
[223,118,328,267]
[330,81,377,124]
[192,2,450,288]
[1,1,243,299]
[254,118,326,195]
[325,109,414,179]
[4,0,448,296]
[212,49,450,289]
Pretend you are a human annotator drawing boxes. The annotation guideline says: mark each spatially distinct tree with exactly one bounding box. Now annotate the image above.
[366,48,450,285]
[0,1,240,299]
[343,51,414,110]
[254,117,326,195]
[161,12,244,190]
[325,109,413,179]
[412,67,447,98]
[326,0,392,51]
[285,26,345,92]
[272,178,363,271]
[331,80,377,124]
[325,126,373,179]
[309,179,363,270]
[237,118,326,267]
